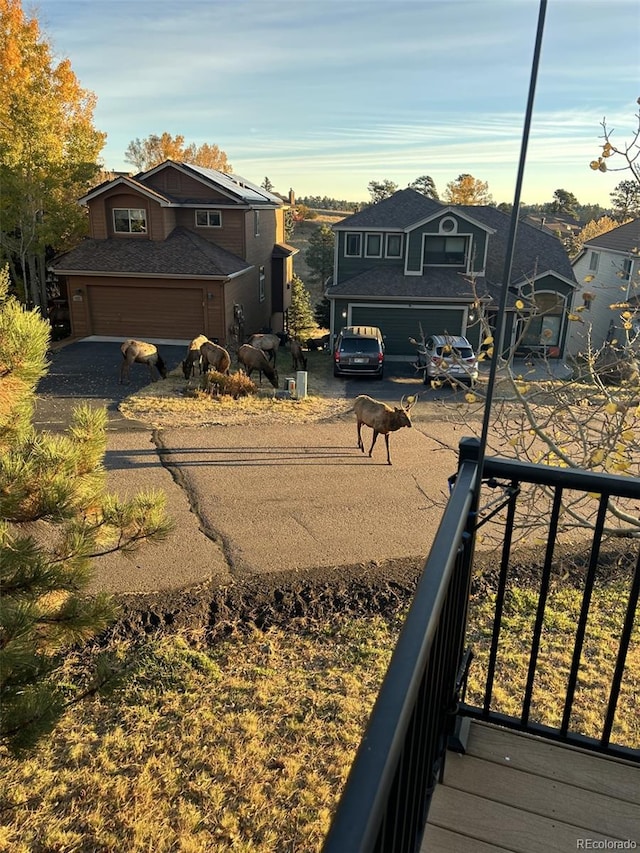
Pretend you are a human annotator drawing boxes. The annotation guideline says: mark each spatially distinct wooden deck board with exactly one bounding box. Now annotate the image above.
[420,722,640,853]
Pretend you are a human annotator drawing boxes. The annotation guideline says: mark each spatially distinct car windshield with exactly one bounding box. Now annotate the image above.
[340,339,379,354]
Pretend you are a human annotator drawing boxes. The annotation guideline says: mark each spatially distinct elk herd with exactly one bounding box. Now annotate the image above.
[118,331,308,391]
[118,336,416,465]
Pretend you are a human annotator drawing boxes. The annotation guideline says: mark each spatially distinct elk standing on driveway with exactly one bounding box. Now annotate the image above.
[120,340,167,384]
[353,394,416,465]
[200,341,231,375]
[247,333,280,365]
[238,344,279,388]
[290,338,307,371]
[182,334,209,379]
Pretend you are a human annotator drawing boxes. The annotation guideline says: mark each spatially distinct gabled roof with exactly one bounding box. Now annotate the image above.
[328,196,576,304]
[459,205,576,285]
[79,175,173,206]
[582,218,640,254]
[50,226,251,278]
[333,188,444,230]
[141,161,284,206]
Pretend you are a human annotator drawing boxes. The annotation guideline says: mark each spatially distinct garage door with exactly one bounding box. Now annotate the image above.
[350,306,465,357]
[88,285,205,339]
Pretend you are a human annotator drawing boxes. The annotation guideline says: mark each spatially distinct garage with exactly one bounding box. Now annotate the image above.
[87,284,206,339]
[350,305,466,358]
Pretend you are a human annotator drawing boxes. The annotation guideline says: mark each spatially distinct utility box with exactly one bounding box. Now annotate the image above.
[296,371,308,398]
[285,377,296,396]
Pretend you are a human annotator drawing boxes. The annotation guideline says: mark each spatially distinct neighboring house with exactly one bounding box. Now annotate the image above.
[50,162,297,344]
[327,189,577,360]
[567,218,640,358]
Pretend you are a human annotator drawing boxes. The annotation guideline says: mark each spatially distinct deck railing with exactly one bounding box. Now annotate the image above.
[322,437,639,853]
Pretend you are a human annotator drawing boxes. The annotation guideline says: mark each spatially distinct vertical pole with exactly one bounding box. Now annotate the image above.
[478,0,548,476]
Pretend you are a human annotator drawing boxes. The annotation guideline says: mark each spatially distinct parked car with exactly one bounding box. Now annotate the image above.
[333,326,385,378]
[419,334,478,386]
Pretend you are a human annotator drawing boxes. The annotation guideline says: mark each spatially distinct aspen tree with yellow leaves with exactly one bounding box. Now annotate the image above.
[0,0,106,311]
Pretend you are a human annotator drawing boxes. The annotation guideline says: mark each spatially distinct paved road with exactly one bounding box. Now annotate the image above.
[35,339,462,596]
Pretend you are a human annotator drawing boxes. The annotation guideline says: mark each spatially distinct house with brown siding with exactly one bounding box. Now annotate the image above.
[50,161,297,344]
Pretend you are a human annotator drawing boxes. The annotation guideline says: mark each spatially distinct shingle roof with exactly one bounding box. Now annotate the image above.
[582,218,640,254]
[51,226,251,278]
[328,267,480,300]
[458,205,576,285]
[334,188,444,230]
[328,194,576,303]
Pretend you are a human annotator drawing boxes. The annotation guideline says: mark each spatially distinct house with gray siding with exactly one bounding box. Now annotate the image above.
[327,189,577,360]
[567,218,640,359]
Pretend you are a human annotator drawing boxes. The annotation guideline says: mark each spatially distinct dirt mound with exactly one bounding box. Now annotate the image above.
[107,557,424,643]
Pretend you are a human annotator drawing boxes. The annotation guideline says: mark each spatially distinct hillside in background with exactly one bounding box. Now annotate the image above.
[288,212,346,306]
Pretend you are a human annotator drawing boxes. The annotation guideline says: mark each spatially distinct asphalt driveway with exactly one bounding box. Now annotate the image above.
[34,338,461,596]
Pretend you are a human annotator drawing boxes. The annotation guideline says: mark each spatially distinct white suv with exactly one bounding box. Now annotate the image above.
[420,334,478,386]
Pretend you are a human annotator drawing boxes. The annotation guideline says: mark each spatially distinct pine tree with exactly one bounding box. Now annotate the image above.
[0,266,172,752]
[288,275,316,339]
[304,224,335,285]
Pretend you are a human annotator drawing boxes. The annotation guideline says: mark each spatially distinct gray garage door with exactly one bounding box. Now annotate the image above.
[350,306,465,357]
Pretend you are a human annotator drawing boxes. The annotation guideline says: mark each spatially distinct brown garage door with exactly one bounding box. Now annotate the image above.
[87,284,205,339]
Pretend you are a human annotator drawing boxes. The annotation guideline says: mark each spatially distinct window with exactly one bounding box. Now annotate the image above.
[345,233,362,257]
[254,210,260,237]
[259,266,265,302]
[196,210,222,228]
[622,258,632,281]
[385,234,403,258]
[519,293,564,349]
[114,208,146,233]
[588,251,599,271]
[440,217,457,233]
[424,236,467,266]
[365,233,382,257]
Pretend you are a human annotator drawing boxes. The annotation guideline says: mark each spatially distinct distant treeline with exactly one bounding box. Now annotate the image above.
[297,195,612,223]
[296,195,364,213]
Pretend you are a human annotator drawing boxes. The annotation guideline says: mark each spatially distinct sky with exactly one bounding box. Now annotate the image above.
[38,0,640,208]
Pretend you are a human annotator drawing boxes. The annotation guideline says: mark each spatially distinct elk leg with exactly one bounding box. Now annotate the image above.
[384,433,392,465]
[368,430,379,458]
[357,420,365,452]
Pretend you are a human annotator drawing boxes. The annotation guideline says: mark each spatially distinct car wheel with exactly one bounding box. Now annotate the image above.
[333,367,341,378]
[376,370,384,380]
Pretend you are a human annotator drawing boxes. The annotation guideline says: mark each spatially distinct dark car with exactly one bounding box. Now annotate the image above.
[333,326,385,378]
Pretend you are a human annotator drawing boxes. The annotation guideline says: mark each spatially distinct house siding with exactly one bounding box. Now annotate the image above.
[568,249,637,357]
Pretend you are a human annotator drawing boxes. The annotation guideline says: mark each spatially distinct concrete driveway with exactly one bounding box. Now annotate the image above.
[35,339,462,596]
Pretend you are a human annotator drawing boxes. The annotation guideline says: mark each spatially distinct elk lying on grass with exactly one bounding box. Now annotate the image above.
[120,340,168,385]
[247,333,280,365]
[354,394,415,465]
[238,344,279,388]
[290,338,307,371]
[200,341,231,375]
[182,334,209,379]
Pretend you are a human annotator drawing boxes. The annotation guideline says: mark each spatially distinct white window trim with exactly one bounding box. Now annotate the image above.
[113,207,147,234]
[385,233,403,258]
[422,233,471,270]
[365,233,383,258]
[588,251,599,271]
[196,210,222,228]
[259,266,265,302]
[254,210,260,237]
[345,232,362,258]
